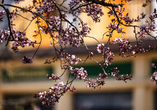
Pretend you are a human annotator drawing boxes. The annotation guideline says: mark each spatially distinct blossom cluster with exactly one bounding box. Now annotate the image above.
[33,0,55,15]
[113,38,133,57]
[112,38,156,58]
[103,47,114,66]
[46,73,61,80]
[56,22,91,48]
[69,0,104,22]
[107,3,156,39]
[150,63,157,86]
[11,29,35,52]
[34,81,76,105]
[97,43,105,53]
[22,56,33,64]
[85,72,108,89]
[34,82,65,105]
[68,54,82,65]
[58,30,82,48]
[97,43,114,66]
[111,4,133,25]
[116,74,132,82]
[0,29,5,43]
[82,3,104,22]
[69,0,80,8]
[59,52,82,65]
[150,72,157,85]
[106,23,124,34]
[137,11,156,38]
[69,66,88,80]
[109,67,132,82]
[0,28,35,53]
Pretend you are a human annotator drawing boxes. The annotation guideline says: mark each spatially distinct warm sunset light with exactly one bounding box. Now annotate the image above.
[82,0,128,45]
[10,0,53,50]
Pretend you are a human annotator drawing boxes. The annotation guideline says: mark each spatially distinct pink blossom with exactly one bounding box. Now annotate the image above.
[14,0,24,3]
[153,72,157,80]
[69,67,88,80]
[97,43,105,53]
[22,56,33,64]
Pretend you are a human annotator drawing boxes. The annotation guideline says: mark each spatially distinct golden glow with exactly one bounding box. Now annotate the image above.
[10,0,128,50]
[83,0,128,45]
[10,0,52,51]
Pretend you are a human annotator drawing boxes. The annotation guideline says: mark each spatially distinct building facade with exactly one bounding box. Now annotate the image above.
[0,0,157,110]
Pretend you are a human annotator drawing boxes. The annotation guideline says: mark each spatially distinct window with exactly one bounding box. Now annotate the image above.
[151,59,157,76]
[71,62,132,78]
[3,94,53,110]
[74,91,132,110]
[1,66,53,82]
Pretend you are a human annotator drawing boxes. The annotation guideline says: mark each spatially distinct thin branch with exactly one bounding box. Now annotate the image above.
[23,19,34,32]
[1,6,14,46]
[85,35,101,44]
[15,13,32,21]
[32,17,42,59]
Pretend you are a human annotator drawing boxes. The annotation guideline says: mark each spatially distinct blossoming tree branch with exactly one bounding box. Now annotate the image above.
[0,0,157,105]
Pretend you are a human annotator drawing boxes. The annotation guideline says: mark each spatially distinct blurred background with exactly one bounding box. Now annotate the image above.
[0,0,157,110]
